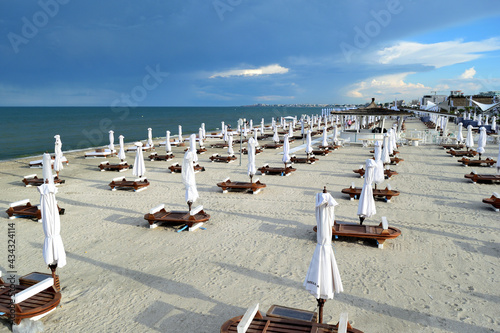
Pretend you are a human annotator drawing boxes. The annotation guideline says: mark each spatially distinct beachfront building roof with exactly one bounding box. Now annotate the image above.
[329,98,412,117]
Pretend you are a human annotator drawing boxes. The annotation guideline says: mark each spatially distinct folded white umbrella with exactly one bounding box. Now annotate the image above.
[147,128,153,148]
[387,129,394,155]
[304,190,342,323]
[39,178,66,281]
[189,133,198,163]
[109,130,115,152]
[485,115,489,126]
[132,142,146,177]
[182,149,199,210]
[288,123,293,137]
[333,126,338,145]
[322,127,328,147]
[221,121,225,137]
[247,137,257,182]
[357,159,377,224]
[306,130,313,155]
[198,128,204,148]
[301,120,305,136]
[227,134,234,156]
[466,125,474,150]
[249,119,253,130]
[53,135,64,175]
[201,123,206,139]
[243,122,248,137]
[253,129,259,148]
[477,127,487,158]
[282,134,291,166]
[261,118,265,133]
[178,125,183,143]
[118,135,126,160]
[491,116,497,132]
[381,134,390,164]
[42,153,54,185]
[373,141,384,186]
[165,131,172,153]
[457,123,464,143]
[273,126,279,143]
[223,125,229,142]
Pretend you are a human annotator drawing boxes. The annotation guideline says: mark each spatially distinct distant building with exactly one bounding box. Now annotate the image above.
[450,90,464,97]
[422,94,447,105]
[477,91,500,97]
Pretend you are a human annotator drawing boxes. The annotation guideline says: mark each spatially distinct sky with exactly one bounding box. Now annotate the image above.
[1,0,500,107]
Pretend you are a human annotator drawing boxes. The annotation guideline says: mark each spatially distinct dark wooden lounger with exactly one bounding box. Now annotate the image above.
[262,143,283,149]
[84,149,116,158]
[183,147,207,154]
[22,174,65,186]
[240,147,263,155]
[6,200,65,221]
[388,157,404,165]
[280,137,295,143]
[447,150,477,157]
[144,205,210,229]
[168,163,205,173]
[464,172,500,184]
[209,154,237,163]
[0,279,61,325]
[341,186,400,201]
[311,149,330,156]
[314,217,401,248]
[258,164,296,176]
[210,143,228,148]
[217,178,266,194]
[98,161,131,172]
[441,143,464,150]
[290,155,319,164]
[149,152,174,161]
[482,193,500,211]
[458,158,496,167]
[319,144,341,150]
[108,177,150,192]
[353,168,398,179]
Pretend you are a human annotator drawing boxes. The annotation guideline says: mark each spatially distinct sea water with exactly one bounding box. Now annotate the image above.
[0,106,322,161]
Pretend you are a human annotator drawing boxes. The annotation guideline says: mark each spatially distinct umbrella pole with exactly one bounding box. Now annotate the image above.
[316,298,326,323]
[359,215,365,225]
[188,201,192,212]
[250,174,253,184]
[48,264,60,292]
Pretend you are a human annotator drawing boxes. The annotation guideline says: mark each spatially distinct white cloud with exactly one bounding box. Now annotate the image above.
[460,67,476,79]
[209,64,289,78]
[346,72,431,100]
[376,38,500,68]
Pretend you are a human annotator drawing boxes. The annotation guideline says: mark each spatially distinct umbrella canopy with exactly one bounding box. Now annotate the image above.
[457,123,463,143]
[42,152,54,185]
[247,137,257,179]
[118,135,126,160]
[466,125,474,150]
[165,131,172,153]
[381,134,390,164]
[272,126,279,143]
[282,134,291,164]
[198,128,204,148]
[53,135,64,174]
[109,130,115,152]
[228,134,234,156]
[357,159,377,222]
[178,125,183,143]
[182,149,199,205]
[39,181,66,269]
[306,130,313,154]
[147,128,153,148]
[322,127,328,147]
[477,127,487,155]
[132,142,146,177]
[304,191,343,300]
[373,141,384,185]
[189,133,198,163]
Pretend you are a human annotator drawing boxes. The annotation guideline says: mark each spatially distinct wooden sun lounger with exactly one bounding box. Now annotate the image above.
[280,137,295,143]
[84,148,116,158]
[220,304,363,333]
[447,149,477,157]
[126,145,154,152]
[315,217,401,249]
[98,161,131,172]
[0,276,61,325]
[144,204,210,229]
[318,144,341,150]
[210,142,228,148]
[29,156,68,168]
[217,177,266,194]
[22,174,65,186]
[353,167,398,179]
[209,154,237,163]
[108,177,150,192]
[240,147,263,155]
[258,164,296,176]
[482,193,500,212]
[441,143,464,150]
[6,199,65,221]
[262,143,283,149]
[464,172,500,184]
[168,163,205,173]
[341,185,400,202]
[458,157,496,167]
[388,157,404,165]
[149,152,174,161]
[311,148,330,156]
[290,155,319,164]
[183,147,207,154]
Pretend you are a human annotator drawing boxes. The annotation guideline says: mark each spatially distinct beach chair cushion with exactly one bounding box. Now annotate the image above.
[10,199,30,208]
[12,278,54,304]
[150,204,165,215]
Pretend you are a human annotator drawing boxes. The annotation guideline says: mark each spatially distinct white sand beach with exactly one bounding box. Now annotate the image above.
[0,118,499,332]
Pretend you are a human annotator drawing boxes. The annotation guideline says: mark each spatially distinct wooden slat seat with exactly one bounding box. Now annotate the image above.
[458,157,497,167]
[144,205,210,229]
[464,172,500,184]
[258,164,296,176]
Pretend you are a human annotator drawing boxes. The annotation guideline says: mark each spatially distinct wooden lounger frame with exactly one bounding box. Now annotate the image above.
[240,147,263,155]
[209,153,237,163]
[258,164,296,176]
[341,184,400,202]
[446,149,477,157]
[144,204,210,229]
[458,157,496,167]
[149,152,175,161]
[108,177,150,192]
[311,149,330,156]
[6,199,65,221]
[464,172,500,184]
[290,155,319,164]
[353,167,398,179]
[217,177,266,194]
[98,161,131,172]
[22,174,65,186]
[482,193,500,212]
[262,143,283,150]
[168,163,205,173]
